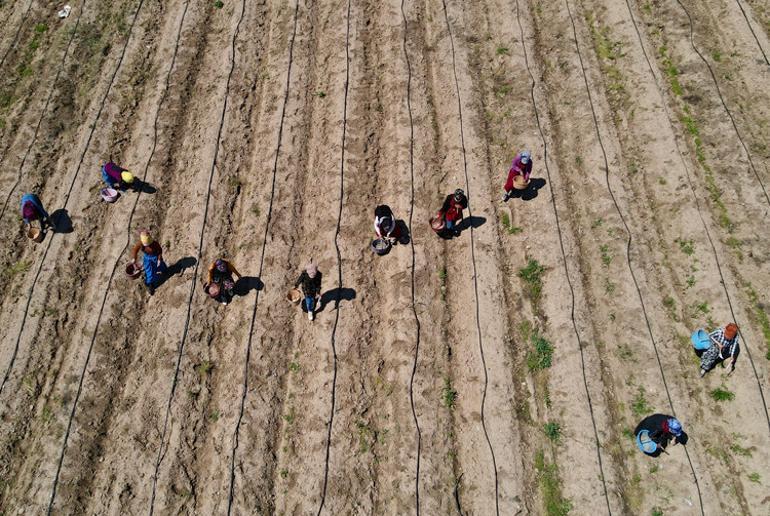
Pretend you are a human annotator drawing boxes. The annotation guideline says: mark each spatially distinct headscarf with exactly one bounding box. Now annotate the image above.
[121,171,135,184]
[664,418,683,437]
[306,262,317,279]
[216,259,227,272]
[519,150,531,165]
[725,323,738,340]
[140,231,153,246]
[22,202,37,220]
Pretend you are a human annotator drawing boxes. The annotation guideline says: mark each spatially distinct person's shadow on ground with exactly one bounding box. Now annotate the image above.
[50,209,73,233]
[132,180,157,195]
[155,256,197,288]
[521,178,546,201]
[395,219,411,245]
[233,276,263,297]
[315,287,357,313]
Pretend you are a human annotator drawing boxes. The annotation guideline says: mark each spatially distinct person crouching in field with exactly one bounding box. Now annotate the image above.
[700,323,740,377]
[20,193,52,230]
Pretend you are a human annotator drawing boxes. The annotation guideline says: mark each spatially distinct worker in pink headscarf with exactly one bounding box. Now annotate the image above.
[503,150,533,201]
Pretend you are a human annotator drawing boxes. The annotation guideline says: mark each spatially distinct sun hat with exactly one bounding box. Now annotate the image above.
[121,171,135,184]
[666,418,683,437]
[140,232,152,246]
[520,150,531,164]
[725,323,738,340]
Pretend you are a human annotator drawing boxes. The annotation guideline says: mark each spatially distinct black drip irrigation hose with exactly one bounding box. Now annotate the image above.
[225,1,300,513]
[0,0,33,70]
[732,0,770,66]
[513,1,612,513]
[673,0,770,211]
[0,1,84,231]
[45,2,189,513]
[147,1,246,513]
[563,1,705,513]
[0,0,142,399]
[315,1,349,513]
[400,1,422,514]
[623,0,770,435]
[439,1,499,514]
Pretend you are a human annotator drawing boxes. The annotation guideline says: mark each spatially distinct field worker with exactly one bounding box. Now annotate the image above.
[206,258,241,305]
[503,150,532,201]
[295,261,322,321]
[634,414,686,456]
[131,230,166,295]
[101,160,135,190]
[374,204,399,243]
[20,193,52,228]
[439,189,468,236]
[701,323,740,377]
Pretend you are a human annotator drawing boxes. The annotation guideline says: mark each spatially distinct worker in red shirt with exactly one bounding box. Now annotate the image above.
[440,189,468,236]
[503,150,532,201]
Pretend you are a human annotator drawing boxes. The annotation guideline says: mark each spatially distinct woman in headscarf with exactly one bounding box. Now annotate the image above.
[295,261,322,321]
[503,150,533,201]
[101,160,135,190]
[131,230,167,295]
[20,193,52,228]
[701,323,740,377]
[206,258,241,305]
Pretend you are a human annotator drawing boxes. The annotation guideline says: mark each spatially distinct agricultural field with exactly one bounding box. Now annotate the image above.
[1,0,769,514]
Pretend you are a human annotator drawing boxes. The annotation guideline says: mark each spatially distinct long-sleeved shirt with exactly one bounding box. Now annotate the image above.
[440,194,467,222]
[295,271,322,297]
[131,240,163,262]
[20,193,49,224]
[102,162,127,187]
[207,260,241,284]
[504,153,533,191]
[709,328,740,362]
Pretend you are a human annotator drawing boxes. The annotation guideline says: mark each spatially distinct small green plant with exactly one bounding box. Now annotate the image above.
[5,260,31,280]
[214,0,224,8]
[748,472,761,483]
[686,275,696,288]
[316,91,326,98]
[288,361,300,373]
[196,360,213,376]
[651,507,663,516]
[527,330,554,371]
[616,343,635,362]
[710,386,735,402]
[41,405,54,425]
[34,23,48,34]
[631,386,650,417]
[442,377,457,410]
[621,427,634,440]
[280,468,289,479]
[500,212,522,234]
[729,443,752,457]
[600,244,612,267]
[675,238,695,256]
[283,407,295,425]
[519,259,545,301]
[543,422,561,442]
[591,218,603,229]
[209,410,220,422]
[659,45,683,96]
[496,45,510,55]
[356,420,374,453]
[649,463,659,474]
[604,279,616,295]
[534,450,572,516]
[251,203,260,217]
[711,50,722,62]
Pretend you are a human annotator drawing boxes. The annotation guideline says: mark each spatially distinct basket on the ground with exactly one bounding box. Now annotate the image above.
[513,176,530,190]
[101,188,119,203]
[691,329,711,351]
[371,238,392,256]
[27,226,43,242]
[287,288,302,304]
[125,262,142,279]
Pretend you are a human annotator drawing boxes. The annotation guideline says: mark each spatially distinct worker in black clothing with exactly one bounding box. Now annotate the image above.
[295,262,322,321]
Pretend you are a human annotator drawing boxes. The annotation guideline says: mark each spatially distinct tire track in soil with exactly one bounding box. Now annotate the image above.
[562,1,706,513]
[438,0,503,512]
[629,0,770,432]
[315,0,350,512]
[62,4,232,512]
[466,0,621,511]
[400,1,456,512]
[43,2,191,513]
[0,0,146,403]
[147,1,246,513]
[0,2,85,238]
[582,1,770,509]
[221,3,298,515]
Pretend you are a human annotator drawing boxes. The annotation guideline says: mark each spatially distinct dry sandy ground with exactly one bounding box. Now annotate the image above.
[1,0,769,514]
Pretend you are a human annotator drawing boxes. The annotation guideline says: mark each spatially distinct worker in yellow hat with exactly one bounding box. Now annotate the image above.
[131,230,167,295]
[101,159,135,190]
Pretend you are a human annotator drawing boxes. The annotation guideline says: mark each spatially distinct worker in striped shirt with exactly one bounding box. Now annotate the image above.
[701,323,740,377]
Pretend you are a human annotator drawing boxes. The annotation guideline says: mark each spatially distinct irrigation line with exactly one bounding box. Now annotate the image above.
[0,1,84,226]
[673,0,770,211]
[440,1,499,513]
[147,1,246,513]
[0,0,142,399]
[563,0,705,513]
[0,0,32,70]
[315,0,349,513]
[513,1,612,513]
[623,0,770,434]
[732,0,769,66]
[400,1,422,514]
[225,1,300,513]
[45,2,189,512]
